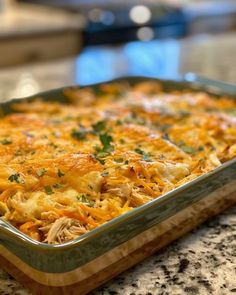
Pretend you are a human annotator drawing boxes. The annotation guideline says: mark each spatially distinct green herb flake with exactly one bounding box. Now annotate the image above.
[119,138,126,144]
[94,132,114,164]
[198,146,204,151]
[77,194,95,207]
[8,173,25,184]
[71,126,88,140]
[99,133,114,153]
[1,138,12,145]
[92,120,107,133]
[114,158,124,163]
[116,119,123,126]
[181,145,197,154]
[44,185,54,195]
[134,148,152,161]
[177,140,197,154]
[57,169,65,177]
[49,142,58,149]
[143,153,152,162]
[134,148,144,155]
[36,168,47,177]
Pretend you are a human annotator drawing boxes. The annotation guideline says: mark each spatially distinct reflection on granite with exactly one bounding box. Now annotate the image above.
[0,58,77,102]
[0,206,235,295]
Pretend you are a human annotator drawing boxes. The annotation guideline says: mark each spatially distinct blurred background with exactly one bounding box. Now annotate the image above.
[0,0,236,100]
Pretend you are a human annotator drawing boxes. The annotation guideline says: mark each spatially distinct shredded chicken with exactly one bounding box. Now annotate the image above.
[106,183,133,198]
[41,217,88,244]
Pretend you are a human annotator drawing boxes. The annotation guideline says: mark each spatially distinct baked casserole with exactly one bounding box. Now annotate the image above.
[0,81,235,244]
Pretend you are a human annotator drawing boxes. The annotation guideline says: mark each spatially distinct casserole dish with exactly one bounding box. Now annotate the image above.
[0,76,235,295]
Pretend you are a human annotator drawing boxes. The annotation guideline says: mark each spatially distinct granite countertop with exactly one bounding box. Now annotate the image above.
[0,3,84,38]
[0,32,235,295]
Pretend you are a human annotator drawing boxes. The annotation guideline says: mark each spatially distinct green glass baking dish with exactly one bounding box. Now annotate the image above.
[0,75,235,295]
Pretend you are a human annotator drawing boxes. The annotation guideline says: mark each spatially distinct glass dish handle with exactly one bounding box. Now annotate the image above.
[184,73,236,96]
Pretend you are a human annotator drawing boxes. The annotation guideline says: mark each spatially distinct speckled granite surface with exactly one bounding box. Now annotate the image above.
[0,205,235,295]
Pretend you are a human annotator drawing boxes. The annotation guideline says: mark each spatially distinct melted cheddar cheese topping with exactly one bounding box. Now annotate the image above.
[0,81,235,244]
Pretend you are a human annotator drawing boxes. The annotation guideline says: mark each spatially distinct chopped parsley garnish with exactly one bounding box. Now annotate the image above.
[181,146,196,154]
[179,144,197,154]
[158,124,171,132]
[134,148,145,155]
[119,138,126,144]
[116,119,122,126]
[49,142,58,149]
[36,168,47,177]
[92,120,107,133]
[177,140,197,154]
[77,194,95,207]
[57,169,65,177]
[94,132,114,164]
[114,158,124,163]
[134,148,152,161]
[8,173,25,184]
[71,125,88,140]
[99,133,114,153]
[44,185,54,195]
[143,153,152,161]
[1,138,12,145]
